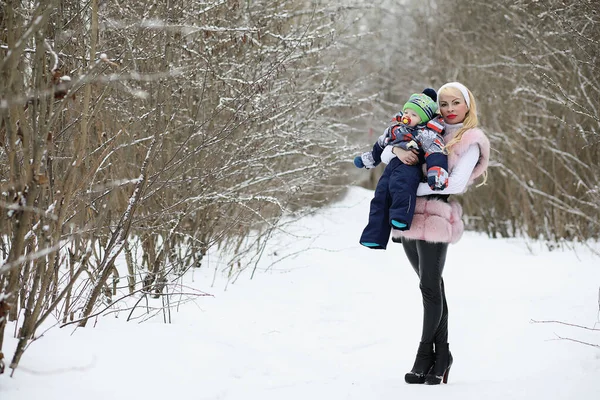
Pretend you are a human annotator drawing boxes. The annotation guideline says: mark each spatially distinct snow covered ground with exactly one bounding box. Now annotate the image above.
[2,186,599,399]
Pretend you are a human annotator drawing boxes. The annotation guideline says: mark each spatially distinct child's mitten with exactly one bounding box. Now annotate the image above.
[427,166,449,190]
[354,152,376,169]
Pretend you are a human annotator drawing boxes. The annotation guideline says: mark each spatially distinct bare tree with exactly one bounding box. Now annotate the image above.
[0,0,370,374]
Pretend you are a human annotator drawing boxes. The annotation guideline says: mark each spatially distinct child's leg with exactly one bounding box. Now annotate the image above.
[388,163,422,229]
[359,162,397,249]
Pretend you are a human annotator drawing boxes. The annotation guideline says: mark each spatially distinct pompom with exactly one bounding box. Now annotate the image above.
[422,87,437,102]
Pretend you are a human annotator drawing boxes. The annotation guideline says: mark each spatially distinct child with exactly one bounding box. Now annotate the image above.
[354,91,448,249]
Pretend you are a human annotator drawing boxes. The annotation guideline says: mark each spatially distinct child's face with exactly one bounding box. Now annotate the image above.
[402,109,422,127]
[438,88,469,124]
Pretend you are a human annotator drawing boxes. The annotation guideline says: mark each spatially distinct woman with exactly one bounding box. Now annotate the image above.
[380,82,490,385]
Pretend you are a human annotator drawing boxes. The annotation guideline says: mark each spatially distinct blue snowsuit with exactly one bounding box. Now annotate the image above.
[358,120,447,249]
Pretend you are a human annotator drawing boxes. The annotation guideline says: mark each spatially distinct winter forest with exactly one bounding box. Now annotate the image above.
[0,0,599,378]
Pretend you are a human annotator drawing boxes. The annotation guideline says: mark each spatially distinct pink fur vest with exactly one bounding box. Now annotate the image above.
[392,126,490,244]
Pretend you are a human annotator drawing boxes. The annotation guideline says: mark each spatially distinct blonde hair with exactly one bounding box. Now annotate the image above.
[440,86,488,186]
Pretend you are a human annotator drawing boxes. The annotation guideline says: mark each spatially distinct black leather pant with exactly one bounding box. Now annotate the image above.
[402,239,449,344]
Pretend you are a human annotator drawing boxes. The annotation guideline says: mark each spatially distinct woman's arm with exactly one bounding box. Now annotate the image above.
[380,145,395,164]
[416,144,480,195]
[380,145,419,165]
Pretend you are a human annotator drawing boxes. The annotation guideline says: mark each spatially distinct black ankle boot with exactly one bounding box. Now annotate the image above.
[425,342,453,385]
[404,342,435,384]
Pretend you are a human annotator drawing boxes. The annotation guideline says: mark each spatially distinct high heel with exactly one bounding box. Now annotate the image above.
[425,343,453,385]
[404,342,435,384]
[442,364,451,384]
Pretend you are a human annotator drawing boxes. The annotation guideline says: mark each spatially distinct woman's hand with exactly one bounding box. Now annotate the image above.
[393,147,419,165]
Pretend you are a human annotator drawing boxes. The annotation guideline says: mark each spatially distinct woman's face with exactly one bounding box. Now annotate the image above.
[438,88,469,124]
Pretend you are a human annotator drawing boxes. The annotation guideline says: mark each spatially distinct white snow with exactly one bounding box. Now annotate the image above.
[1,186,599,399]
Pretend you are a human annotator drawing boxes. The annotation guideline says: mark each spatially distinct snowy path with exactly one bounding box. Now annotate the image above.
[2,187,599,399]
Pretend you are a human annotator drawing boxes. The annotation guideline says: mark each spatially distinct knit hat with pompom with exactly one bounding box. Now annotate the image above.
[403,93,438,124]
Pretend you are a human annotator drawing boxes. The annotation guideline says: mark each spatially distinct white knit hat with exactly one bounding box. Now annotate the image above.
[437,82,471,109]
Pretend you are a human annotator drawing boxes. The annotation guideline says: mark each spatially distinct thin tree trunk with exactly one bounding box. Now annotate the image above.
[78,132,158,327]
